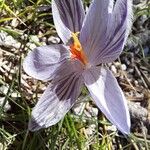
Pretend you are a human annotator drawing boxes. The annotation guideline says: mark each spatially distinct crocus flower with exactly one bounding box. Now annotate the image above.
[23,0,133,134]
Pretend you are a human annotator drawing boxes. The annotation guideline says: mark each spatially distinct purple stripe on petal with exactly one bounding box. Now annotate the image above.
[28,70,83,131]
[80,0,114,58]
[80,0,132,66]
[93,40,124,64]
[52,0,85,44]
[92,31,126,64]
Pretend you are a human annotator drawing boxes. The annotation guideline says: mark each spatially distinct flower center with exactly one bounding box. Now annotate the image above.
[70,32,88,65]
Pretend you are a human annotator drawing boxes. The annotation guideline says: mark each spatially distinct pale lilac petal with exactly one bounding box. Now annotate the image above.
[83,67,130,134]
[92,0,133,65]
[23,45,70,81]
[28,72,83,131]
[52,0,85,44]
[53,59,84,80]
[80,0,114,61]
[107,0,133,44]
[80,0,132,65]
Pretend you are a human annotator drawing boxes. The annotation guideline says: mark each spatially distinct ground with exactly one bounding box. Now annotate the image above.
[0,0,150,149]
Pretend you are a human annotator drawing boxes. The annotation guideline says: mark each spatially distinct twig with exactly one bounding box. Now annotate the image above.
[134,65,148,88]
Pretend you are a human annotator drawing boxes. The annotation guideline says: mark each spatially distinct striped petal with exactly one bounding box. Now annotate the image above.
[52,0,85,44]
[83,67,130,134]
[80,0,132,65]
[28,71,83,131]
[23,45,69,81]
[80,0,113,61]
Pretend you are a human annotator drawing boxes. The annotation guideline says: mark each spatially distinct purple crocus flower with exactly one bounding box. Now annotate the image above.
[23,0,133,134]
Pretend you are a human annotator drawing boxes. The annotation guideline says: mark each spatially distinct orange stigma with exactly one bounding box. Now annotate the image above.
[70,32,88,65]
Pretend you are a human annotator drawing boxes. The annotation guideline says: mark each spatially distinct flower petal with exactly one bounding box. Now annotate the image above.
[80,0,114,61]
[23,44,69,81]
[80,0,132,65]
[28,71,83,131]
[93,0,133,64]
[52,0,85,44]
[83,67,130,134]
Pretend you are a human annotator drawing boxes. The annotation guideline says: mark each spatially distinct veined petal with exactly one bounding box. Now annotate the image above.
[93,0,133,65]
[80,0,114,61]
[28,72,83,131]
[23,44,69,81]
[108,0,133,44]
[52,0,85,44]
[83,67,130,134]
[80,0,132,65]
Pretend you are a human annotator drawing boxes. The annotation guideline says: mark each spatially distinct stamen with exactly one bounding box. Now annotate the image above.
[70,32,88,65]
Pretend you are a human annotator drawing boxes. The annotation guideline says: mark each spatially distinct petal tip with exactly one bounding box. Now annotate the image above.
[23,52,36,79]
[121,127,130,135]
[118,120,131,135]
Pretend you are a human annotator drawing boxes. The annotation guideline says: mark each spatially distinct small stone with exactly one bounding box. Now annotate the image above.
[128,68,134,73]
[0,97,11,112]
[4,36,16,46]
[11,18,19,27]
[111,65,117,74]
[27,43,37,49]
[15,43,21,49]
[134,80,139,85]
[114,62,121,68]
[21,34,28,40]
[11,93,20,98]
[85,124,96,135]
[84,110,92,118]
[30,35,39,43]
[121,64,127,71]
[72,102,86,115]
[0,31,21,49]
[107,125,117,132]
[48,36,60,44]
[88,107,98,117]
